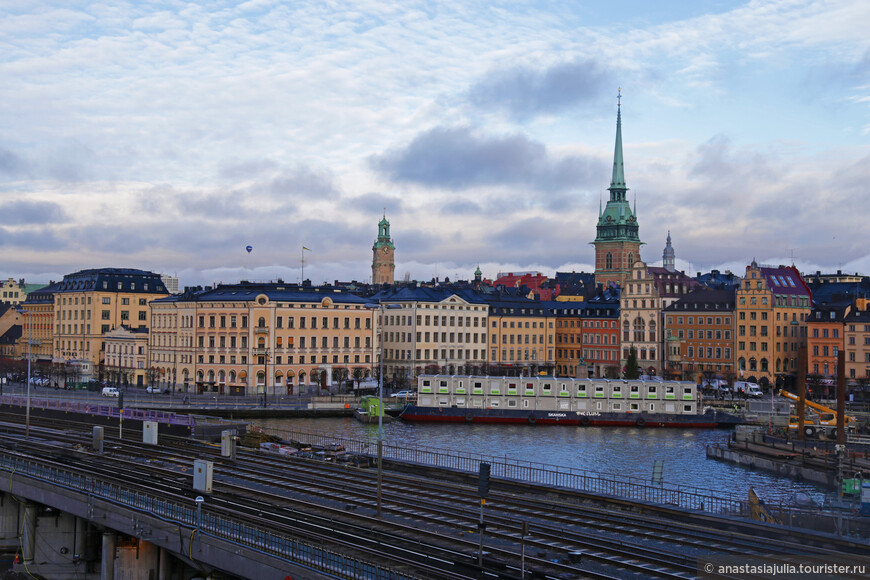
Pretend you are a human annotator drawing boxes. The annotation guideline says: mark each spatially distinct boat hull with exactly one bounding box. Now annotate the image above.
[399,405,739,428]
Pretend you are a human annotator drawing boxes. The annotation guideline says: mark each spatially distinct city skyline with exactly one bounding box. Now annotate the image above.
[2,1,869,287]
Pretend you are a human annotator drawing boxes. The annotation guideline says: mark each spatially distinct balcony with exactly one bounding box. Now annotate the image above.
[254,326,269,334]
[252,348,269,356]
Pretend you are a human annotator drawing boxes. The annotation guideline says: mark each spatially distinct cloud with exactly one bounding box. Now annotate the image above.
[0,200,69,224]
[468,59,612,119]
[0,146,29,177]
[346,192,404,215]
[371,126,605,192]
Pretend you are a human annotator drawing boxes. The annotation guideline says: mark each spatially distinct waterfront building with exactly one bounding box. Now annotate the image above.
[373,286,488,385]
[843,298,870,387]
[663,288,735,382]
[734,261,811,387]
[620,261,662,376]
[104,326,150,387]
[48,269,169,383]
[372,214,396,285]
[578,293,620,378]
[554,302,584,377]
[485,295,556,375]
[18,283,60,365]
[593,94,643,289]
[150,282,377,395]
[805,302,847,390]
[662,232,676,272]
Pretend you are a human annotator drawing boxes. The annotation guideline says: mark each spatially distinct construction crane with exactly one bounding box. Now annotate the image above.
[779,389,856,438]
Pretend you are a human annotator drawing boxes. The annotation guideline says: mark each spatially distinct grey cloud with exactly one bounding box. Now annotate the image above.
[347,193,404,215]
[439,200,484,216]
[0,226,65,250]
[0,147,28,177]
[372,126,604,192]
[0,200,69,225]
[469,59,612,119]
[486,217,589,265]
[45,140,96,182]
[269,165,339,200]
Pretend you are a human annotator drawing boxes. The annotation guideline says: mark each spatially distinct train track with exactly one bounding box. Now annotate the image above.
[0,414,867,579]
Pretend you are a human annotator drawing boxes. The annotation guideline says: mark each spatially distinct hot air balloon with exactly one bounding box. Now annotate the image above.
[245,245,253,253]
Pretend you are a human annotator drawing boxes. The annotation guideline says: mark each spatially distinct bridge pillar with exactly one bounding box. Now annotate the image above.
[100,531,116,580]
[21,502,37,563]
[0,493,20,550]
[74,517,86,561]
[158,546,172,580]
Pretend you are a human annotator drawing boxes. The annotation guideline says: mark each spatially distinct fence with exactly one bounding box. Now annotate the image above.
[0,454,414,580]
[0,395,194,428]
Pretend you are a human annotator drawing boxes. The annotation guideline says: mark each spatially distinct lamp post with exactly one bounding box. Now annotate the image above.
[15,306,34,439]
[365,301,401,517]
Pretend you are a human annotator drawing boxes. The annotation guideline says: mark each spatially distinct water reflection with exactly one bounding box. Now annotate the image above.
[254,417,827,504]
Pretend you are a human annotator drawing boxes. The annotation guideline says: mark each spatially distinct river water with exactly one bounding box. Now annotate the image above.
[253,417,828,505]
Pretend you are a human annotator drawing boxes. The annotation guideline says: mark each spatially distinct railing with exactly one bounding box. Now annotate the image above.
[0,454,414,580]
[0,395,194,428]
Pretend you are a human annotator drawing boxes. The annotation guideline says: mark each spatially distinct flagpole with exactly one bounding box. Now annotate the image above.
[301,246,311,283]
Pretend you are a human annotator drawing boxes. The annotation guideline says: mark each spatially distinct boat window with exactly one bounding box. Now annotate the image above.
[456,398,466,406]
[612,385,621,393]
[438,398,449,406]
[490,400,499,407]
[595,386,604,393]
[630,385,639,392]
[649,403,655,411]
[474,382,482,388]
[684,404,693,412]
[508,382,517,389]
[596,401,602,410]
[665,385,674,393]
[630,403,639,411]
[648,385,657,394]
[508,400,517,407]
[523,400,530,408]
[683,387,692,395]
[472,399,483,407]
[439,380,447,387]
[422,380,430,387]
[543,383,551,391]
[613,403,622,410]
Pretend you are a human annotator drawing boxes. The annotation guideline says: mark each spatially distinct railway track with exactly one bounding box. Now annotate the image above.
[0,414,867,579]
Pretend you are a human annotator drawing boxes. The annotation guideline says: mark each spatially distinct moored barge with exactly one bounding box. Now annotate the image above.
[400,375,740,428]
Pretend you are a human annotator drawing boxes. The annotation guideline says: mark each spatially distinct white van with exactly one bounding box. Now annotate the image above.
[734,381,763,398]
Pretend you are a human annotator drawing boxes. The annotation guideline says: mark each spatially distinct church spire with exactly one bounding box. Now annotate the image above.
[608,88,627,200]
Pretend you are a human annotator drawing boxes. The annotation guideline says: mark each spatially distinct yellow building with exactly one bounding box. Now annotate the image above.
[51,268,169,381]
[372,215,395,285]
[486,297,555,375]
[0,278,25,305]
[150,283,378,396]
[104,326,151,387]
[734,261,811,387]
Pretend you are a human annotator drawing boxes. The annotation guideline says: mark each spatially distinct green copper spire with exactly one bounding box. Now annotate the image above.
[592,90,641,245]
[608,88,627,200]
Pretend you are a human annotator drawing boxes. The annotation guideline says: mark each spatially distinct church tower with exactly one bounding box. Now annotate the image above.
[662,231,675,272]
[372,214,395,285]
[592,90,643,288]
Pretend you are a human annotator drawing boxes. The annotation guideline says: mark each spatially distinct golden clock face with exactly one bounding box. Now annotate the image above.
[382,247,389,254]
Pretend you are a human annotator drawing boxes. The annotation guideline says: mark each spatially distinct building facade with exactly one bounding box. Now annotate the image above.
[663,288,735,382]
[486,297,556,376]
[843,298,870,387]
[734,262,811,387]
[104,326,150,387]
[150,283,378,395]
[593,96,642,289]
[372,215,396,285]
[620,261,662,376]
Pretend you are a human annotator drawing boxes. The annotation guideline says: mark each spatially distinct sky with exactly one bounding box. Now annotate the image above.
[1,0,869,288]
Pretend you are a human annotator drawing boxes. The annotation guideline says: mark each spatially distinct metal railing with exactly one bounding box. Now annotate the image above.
[0,394,194,427]
[0,454,413,580]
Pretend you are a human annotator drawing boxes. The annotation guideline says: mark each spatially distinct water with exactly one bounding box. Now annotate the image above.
[253,417,828,505]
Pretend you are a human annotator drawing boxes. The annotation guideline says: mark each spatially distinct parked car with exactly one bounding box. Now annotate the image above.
[390,390,415,398]
[101,386,120,397]
[146,385,167,394]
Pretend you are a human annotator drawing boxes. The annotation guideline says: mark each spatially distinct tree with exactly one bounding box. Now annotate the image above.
[624,347,640,380]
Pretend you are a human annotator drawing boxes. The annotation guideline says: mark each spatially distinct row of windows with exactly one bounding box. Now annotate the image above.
[668,316,732,325]
[684,346,732,359]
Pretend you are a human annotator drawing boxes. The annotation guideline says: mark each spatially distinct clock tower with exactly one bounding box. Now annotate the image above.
[592,90,643,288]
[372,214,395,285]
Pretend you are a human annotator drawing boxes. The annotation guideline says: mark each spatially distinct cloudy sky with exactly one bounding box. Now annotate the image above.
[2,1,869,288]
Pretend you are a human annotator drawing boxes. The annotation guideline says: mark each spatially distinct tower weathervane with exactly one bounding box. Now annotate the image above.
[617,87,622,107]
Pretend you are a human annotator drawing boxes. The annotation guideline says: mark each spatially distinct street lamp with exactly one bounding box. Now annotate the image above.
[365,301,401,517]
[15,306,34,439]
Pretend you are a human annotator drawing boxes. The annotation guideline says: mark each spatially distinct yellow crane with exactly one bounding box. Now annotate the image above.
[779,389,856,438]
